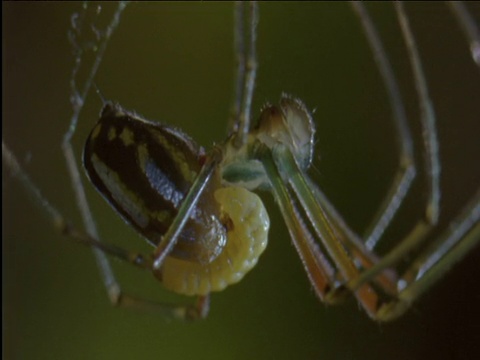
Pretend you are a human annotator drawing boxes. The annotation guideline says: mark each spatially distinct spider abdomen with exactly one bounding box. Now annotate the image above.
[83,103,229,264]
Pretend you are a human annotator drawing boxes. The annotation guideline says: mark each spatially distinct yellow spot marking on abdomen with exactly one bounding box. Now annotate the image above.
[119,127,135,146]
[91,124,102,140]
[108,126,117,141]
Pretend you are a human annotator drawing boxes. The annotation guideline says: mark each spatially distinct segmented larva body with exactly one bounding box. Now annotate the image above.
[160,186,269,296]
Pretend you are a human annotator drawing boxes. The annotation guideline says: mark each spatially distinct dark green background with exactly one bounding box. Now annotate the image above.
[4,2,480,359]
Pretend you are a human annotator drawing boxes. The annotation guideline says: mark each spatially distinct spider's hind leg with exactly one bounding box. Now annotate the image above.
[3,142,210,320]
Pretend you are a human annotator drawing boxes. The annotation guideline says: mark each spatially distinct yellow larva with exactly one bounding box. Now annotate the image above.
[160,186,270,296]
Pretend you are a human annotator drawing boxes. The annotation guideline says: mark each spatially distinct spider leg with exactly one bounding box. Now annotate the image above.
[227,2,245,136]
[3,142,210,320]
[400,189,480,297]
[152,149,223,270]
[55,0,128,316]
[258,145,342,302]
[351,2,418,251]
[267,1,441,305]
[305,177,398,297]
[61,0,177,317]
[449,1,480,68]
[228,1,259,147]
[259,144,388,318]
[3,1,212,320]
[262,141,479,321]
[378,190,480,321]
[352,2,442,254]
[320,3,479,319]
[347,2,442,287]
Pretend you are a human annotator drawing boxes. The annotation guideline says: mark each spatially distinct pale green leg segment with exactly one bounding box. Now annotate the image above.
[257,145,338,302]
[266,145,383,317]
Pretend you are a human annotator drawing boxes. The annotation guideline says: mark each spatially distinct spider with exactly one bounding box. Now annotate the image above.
[3,2,480,324]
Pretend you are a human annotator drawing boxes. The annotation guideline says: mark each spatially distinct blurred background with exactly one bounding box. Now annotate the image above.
[3,2,480,359]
